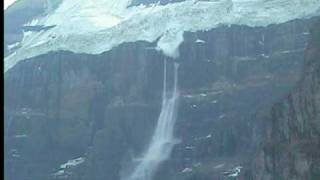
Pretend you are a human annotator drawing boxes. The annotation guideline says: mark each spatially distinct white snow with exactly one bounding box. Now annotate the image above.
[4,0,17,10]
[7,42,20,50]
[184,95,194,98]
[303,32,310,35]
[53,157,85,176]
[24,18,40,26]
[14,134,28,138]
[211,100,218,104]
[227,166,242,177]
[195,39,206,43]
[195,133,213,141]
[181,167,193,173]
[59,157,85,169]
[4,0,320,72]
[53,170,65,176]
[157,30,184,58]
[280,49,305,54]
[185,146,195,150]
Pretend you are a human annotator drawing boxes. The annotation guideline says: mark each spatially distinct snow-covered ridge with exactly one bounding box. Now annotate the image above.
[4,0,320,72]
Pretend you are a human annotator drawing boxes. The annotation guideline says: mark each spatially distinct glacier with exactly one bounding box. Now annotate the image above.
[4,0,320,72]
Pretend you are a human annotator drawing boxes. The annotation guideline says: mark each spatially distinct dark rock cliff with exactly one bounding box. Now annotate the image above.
[252,20,320,180]
[4,17,320,180]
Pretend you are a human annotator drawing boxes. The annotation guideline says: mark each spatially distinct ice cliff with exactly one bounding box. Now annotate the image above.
[4,0,320,72]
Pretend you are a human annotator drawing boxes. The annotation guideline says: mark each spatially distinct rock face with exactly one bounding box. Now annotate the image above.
[252,20,320,180]
[4,15,320,180]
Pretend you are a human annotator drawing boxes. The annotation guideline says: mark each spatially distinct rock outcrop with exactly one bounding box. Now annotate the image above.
[252,19,320,180]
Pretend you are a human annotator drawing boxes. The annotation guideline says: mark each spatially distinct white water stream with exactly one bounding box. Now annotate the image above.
[124,60,180,180]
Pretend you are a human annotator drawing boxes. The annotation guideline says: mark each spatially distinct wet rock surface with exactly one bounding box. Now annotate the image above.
[4,17,320,180]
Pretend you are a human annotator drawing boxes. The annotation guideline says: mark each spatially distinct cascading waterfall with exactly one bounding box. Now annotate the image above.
[124,60,180,180]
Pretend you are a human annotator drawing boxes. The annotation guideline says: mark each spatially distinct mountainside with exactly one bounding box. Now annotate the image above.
[252,19,320,180]
[4,0,320,180]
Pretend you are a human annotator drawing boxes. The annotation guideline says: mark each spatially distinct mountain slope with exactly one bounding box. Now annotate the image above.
[5,17,319,180]
[4,1,320,180]
[253,19,320,180]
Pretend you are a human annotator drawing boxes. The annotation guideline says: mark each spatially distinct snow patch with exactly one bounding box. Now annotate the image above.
[4,0,320,72]
[53,157,85,176]
[303,32,310,35]
[228,166,242,177]
[13,134,28,138]
[185,146,195,150]
[195,39,206,43]
[54,170,65,176]
[211,100,218,104]
[223,166,242,177]
[181,167,193,173]
[60,157,85,169]
[195,133,213,141]
[7,42,20,50]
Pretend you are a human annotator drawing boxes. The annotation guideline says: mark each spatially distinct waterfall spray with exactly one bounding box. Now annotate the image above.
[123,60,180,180]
